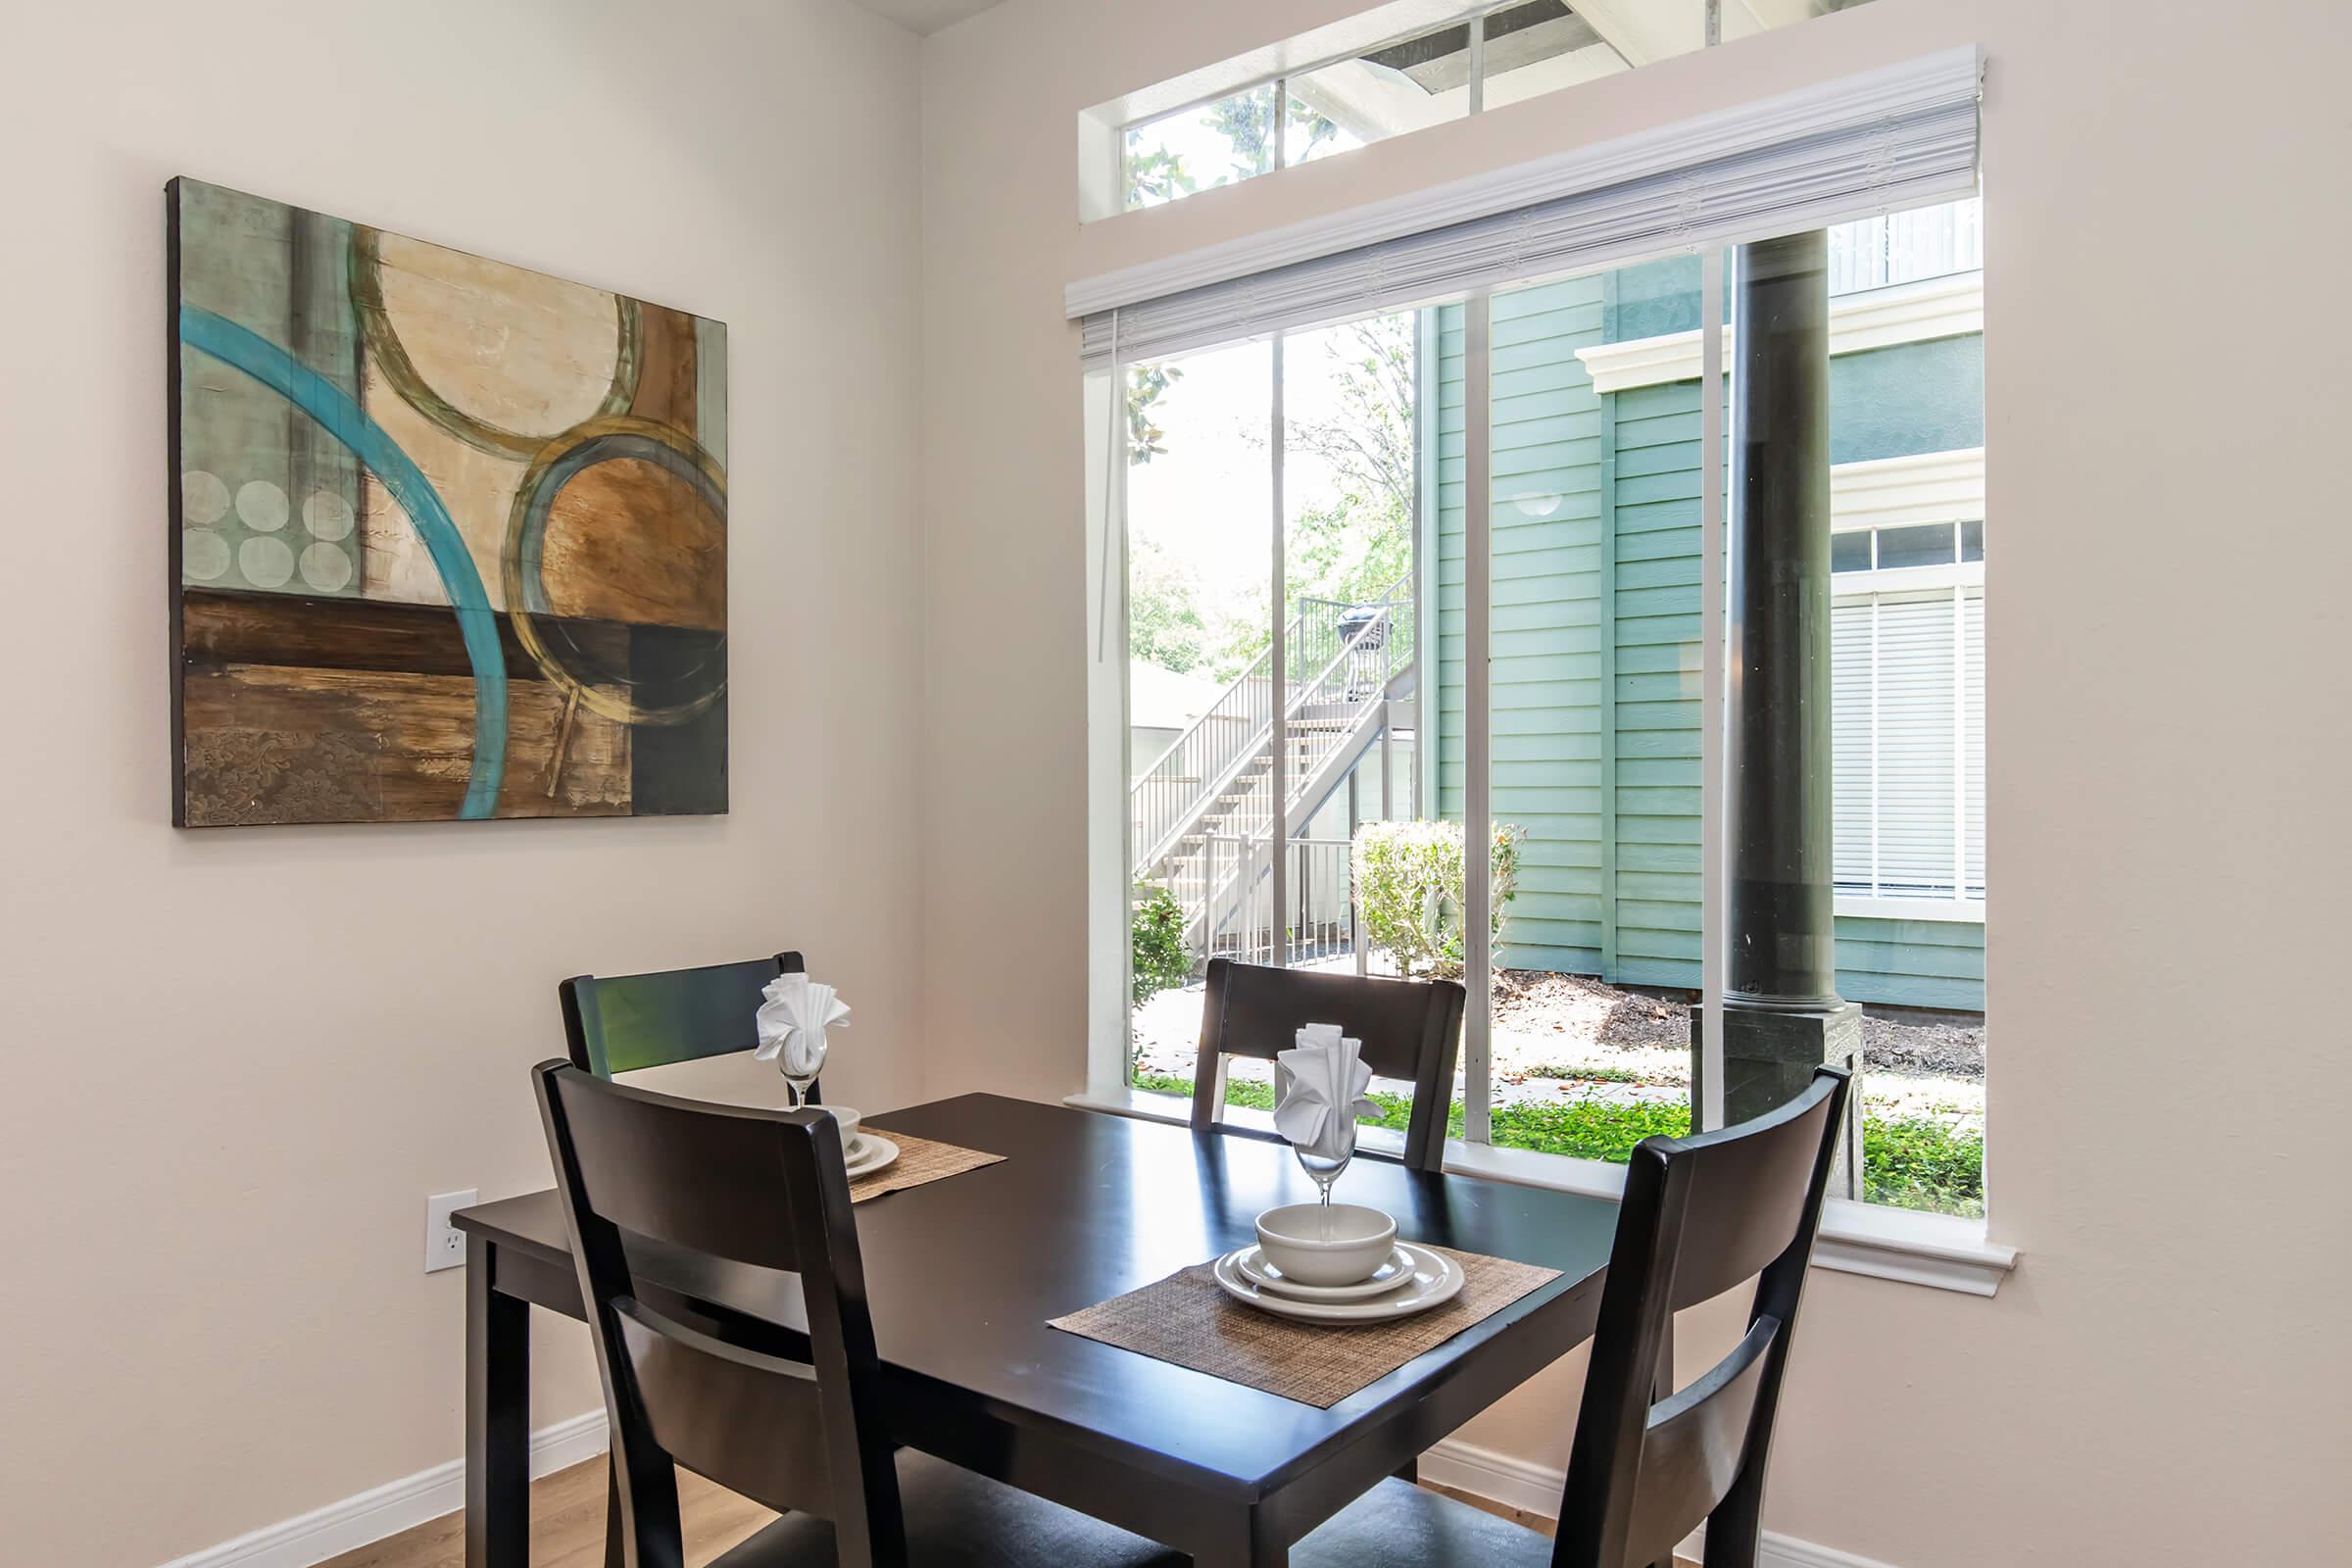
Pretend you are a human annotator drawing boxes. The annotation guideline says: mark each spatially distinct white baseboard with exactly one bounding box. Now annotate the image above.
[158,1409,610,1568]
[1416,1434,1569,1519]
[1418,1436,1898,1568]
[158,1416,1888,1568]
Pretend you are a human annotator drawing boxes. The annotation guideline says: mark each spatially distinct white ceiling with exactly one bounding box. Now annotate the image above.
[852,0,1008,35]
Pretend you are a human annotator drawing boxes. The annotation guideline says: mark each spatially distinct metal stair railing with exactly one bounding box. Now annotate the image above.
[1160,586,1415,950]
[1128,571,1411,881]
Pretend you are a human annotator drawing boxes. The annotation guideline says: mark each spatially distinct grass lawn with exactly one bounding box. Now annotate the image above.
[1131,1072,1984,1217]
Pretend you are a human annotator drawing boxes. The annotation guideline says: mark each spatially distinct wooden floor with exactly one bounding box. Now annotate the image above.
[321,1458,1677,1567]
[317,1460,773,1568]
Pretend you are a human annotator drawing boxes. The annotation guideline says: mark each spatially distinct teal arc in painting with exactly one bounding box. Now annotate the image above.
[177,304,509,819]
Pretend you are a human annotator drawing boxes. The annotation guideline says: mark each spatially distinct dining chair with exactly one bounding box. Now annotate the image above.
[533,1061,1187,1568]
[1189,957,1465,1174]
[561,952,816,1098]
[1292,1065,1854,1568]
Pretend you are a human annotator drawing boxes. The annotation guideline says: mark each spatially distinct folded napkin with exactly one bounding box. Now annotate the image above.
[1273,1023,1378,1160]
[754,972,851,1080]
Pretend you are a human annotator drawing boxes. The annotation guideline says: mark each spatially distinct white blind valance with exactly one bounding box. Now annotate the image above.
[1076,46,1982,368]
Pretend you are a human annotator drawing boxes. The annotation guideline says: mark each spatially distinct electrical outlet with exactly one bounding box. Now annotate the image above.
[425,1189,478,1273]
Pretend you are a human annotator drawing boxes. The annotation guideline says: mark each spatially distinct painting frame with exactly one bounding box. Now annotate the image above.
[167,176,730,828]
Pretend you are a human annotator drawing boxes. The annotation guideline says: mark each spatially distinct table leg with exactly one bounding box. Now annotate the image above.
[466,1235,530,1568]
[1200,1506,1288,1566]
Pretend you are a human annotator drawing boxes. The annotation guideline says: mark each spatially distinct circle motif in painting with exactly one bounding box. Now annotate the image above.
[239,534,295,588]
[181,469,230,526]
[303,490,356,541]
[299,542,355,594]
[499,415,727,727]
[351,225,642,461]
[182,529,230,581]
[236,479,290,532]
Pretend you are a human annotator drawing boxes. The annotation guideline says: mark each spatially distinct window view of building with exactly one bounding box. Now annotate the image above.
[1120,196,1984,1215]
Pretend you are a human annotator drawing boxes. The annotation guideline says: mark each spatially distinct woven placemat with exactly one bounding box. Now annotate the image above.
[848,1131,1003,1203]
[1048,1245,1560,1408]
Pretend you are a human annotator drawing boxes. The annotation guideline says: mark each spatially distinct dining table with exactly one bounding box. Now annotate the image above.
[452,1091,1620,1566]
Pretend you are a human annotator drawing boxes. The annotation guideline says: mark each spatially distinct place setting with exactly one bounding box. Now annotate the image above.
[1210,1024,1465,1325]
[754,969,1001,1199]
[1051,1024,1558,1408]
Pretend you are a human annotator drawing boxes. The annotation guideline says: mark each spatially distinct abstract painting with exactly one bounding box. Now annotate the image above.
[168,177,727,826]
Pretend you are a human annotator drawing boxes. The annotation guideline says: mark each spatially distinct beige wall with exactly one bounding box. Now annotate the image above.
[0,3,923,1563]
[919,1,2352,1563]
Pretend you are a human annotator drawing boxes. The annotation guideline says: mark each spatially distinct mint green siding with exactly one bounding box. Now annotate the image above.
[1427,273,1985,1011]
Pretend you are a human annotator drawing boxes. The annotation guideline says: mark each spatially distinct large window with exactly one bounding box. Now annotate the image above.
[1085,49,1985,1217]
[1103,196,1985,1216]
[1083,0,1887,220]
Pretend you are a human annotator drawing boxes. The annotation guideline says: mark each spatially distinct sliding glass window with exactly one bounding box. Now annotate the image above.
[1098,182,1984,1218]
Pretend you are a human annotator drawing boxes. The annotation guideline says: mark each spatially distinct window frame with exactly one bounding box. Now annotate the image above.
[1090,194,1988,1240]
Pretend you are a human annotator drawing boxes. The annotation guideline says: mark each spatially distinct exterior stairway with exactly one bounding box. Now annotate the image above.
[1130,580,1415,956]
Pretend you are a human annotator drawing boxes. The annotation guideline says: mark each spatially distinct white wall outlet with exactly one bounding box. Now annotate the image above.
[425,1189,478,1274]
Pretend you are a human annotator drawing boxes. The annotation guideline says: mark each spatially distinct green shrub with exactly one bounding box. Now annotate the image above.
[1351,819,1523,979]
[1129,1074,1985,1216]
[1129,884,1194,1004]
[1862,1113,1984,1218]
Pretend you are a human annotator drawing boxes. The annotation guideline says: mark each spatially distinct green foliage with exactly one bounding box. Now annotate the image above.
[1129,1074,1985,1216]
[1350,818,1523,979]
[1862,1113,1985,1218]
[1123,145,1195,208]
[1284,315,1416,612]
[1130,885,1194,1004]
[1126,364,1183,466]
[1127,538,1213,676]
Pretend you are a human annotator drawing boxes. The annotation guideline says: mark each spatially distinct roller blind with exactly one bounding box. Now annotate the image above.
[1076,46,1982,368]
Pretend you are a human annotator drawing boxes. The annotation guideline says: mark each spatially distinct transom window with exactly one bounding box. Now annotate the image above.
[1082,0,1888,221]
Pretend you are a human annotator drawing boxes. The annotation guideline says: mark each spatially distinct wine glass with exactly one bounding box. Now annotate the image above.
[1294,1115,1358,1212]
[778,1029,827,1111]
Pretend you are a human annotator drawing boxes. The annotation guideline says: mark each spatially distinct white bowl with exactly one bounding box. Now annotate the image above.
[817,1105,861,1149]
[1253,1202,1398,1288]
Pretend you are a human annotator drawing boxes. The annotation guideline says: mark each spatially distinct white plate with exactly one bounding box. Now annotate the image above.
[844,1133,899,1179]
[1213,1242,1463,1323]
[1236,1245,1415,1302]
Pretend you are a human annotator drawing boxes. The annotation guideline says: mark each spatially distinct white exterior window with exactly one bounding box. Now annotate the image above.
[1831,527,1985,907]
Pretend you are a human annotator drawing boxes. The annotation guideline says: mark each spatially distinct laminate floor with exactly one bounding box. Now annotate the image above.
[317,1456,1688,1568]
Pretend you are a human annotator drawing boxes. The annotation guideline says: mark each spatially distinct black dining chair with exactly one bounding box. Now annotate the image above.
[533,1061,1187,1568]
[1189,957,1465,1174]
[1291,1065,1854,1568]
[561,952,818,1100]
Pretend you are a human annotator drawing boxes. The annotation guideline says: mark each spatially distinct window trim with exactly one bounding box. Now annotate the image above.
[1575,271,1984,394]
[1064,1084,2019,1296]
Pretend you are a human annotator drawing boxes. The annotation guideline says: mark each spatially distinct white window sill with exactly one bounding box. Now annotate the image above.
[1834,893,1986,924]
[1065,1085,2017,1298]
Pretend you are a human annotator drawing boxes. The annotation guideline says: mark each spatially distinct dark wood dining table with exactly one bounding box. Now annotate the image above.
[453,1092,1619,1566]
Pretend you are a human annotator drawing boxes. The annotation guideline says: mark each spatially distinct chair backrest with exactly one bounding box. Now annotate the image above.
[1189,957,1465,1173]
[532,1060,904,1568]
[561,951,807,1081]
[1552,1066,1851,1568]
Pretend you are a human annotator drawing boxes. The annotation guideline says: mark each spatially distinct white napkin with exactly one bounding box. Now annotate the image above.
[1272,1023,1378,1160]
[754,972,851,1080]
